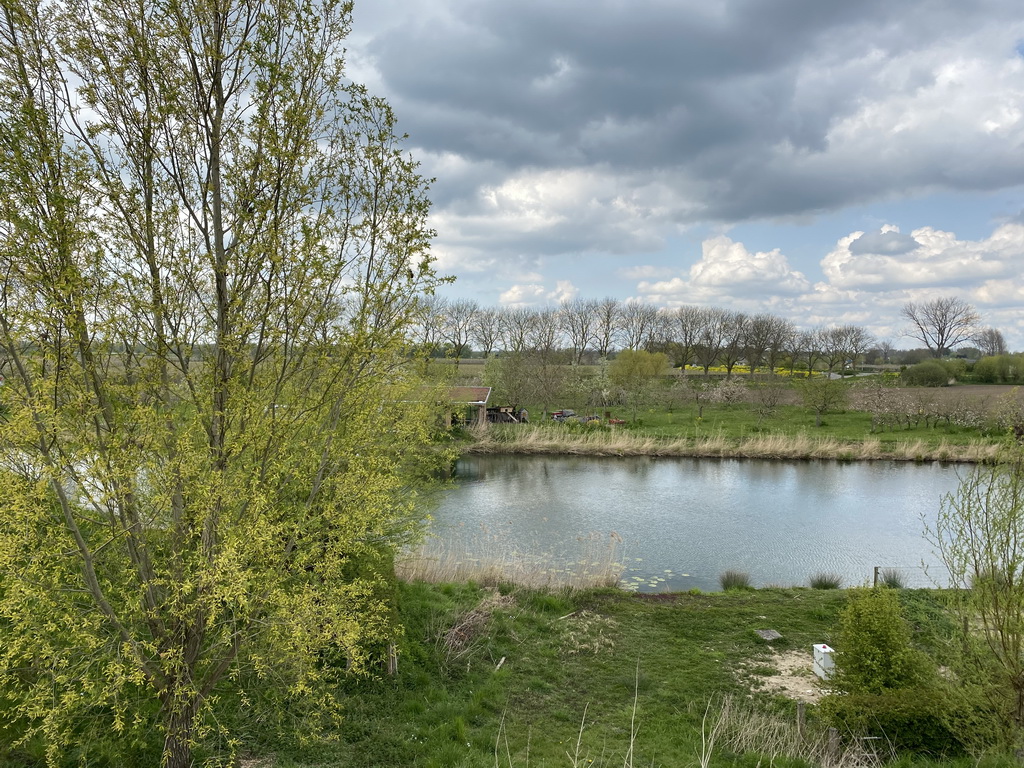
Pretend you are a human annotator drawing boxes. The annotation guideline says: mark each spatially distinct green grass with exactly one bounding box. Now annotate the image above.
[243,582,857,767]
[607,402,989,447]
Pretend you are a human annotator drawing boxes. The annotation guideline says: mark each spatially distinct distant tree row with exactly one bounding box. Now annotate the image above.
[414,295,1004,369]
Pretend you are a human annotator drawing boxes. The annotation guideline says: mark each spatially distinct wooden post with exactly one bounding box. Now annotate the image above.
[828,728,840,765]
[797,702,805,739]
[873,566,880,588]
[387,641,398,676]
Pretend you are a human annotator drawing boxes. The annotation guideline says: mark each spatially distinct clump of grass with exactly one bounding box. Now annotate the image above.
[809,572,843,589]
[719,570,752,591]
[879,568,906,588]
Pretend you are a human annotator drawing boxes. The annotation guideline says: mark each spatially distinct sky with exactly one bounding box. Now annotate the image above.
[345,0,1024,350]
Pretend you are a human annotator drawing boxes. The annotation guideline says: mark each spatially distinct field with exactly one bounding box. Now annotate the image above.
[441,358,1024,460]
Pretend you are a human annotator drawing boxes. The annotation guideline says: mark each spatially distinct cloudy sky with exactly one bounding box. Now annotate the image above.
[347,0,1024,349]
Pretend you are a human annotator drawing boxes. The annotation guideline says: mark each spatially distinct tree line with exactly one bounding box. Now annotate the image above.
[416,295,1007,369]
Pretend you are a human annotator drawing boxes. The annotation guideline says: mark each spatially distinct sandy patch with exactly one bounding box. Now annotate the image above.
[745,648,825,704]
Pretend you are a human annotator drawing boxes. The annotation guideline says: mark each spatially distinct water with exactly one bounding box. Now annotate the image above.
[426,454,966,592]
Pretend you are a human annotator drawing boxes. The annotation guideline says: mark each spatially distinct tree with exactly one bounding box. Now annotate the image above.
[439,298,478,359]
[608,349,667,421]
[593,297,621,357]
[693,307,729,374]
[617,299,659,351]
[902,297,980,358]
[926,455,1024,740]
[977,327,1008,358]
[0,0,444,763]
[471,307,502,358]
[560,297,598,365]
[797,377,848,427]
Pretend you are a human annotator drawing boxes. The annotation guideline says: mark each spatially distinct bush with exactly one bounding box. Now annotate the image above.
[718,570,752,591]
[901,361,950,387]
[819,687,963,755]
[809,572,843,589]
[831,587,933,694]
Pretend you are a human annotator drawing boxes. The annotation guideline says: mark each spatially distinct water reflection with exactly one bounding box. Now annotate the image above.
[428,455,964,592]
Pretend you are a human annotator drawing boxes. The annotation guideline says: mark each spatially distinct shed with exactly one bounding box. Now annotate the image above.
[447,386,492,426]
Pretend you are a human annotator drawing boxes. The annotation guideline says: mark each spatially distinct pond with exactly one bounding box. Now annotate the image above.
[424,454,966,592]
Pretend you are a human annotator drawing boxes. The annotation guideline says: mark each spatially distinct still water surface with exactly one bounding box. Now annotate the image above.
[428,455,965,592]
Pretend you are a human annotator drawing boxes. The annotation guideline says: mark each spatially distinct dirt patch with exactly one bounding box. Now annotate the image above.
[744,648,825,704]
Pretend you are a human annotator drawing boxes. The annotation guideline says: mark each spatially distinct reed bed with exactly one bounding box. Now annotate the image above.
[396,530,625,590]
[469,424,999,463]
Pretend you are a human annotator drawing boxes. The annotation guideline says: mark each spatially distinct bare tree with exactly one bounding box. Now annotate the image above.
[694,307,729,374]
[412,296,447,355]
[902,297,980,357]
[498,306,537,353]
[593,297,621,357]
[672,305,705,370]
[440,298,478,358]
[560,297,598,364]
[471,307,502,357]
[717,311,749,375]
[744,313,790,377]
[617,299,659,351]
[977,327,1008,357]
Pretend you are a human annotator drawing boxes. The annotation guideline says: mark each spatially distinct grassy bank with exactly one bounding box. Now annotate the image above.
[237,582,1004,768]
[468,423,1006,462]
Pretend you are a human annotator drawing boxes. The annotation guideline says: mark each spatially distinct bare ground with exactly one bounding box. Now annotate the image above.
[743,648,826,704]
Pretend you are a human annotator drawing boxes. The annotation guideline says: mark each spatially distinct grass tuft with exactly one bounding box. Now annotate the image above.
[809,572,844,589]
[879,568,906,588]
[719,570,752,591]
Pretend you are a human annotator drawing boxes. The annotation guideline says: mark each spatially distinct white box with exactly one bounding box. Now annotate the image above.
[813,643,834,680]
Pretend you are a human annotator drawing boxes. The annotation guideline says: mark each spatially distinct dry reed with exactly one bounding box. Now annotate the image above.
[469,425,996,463]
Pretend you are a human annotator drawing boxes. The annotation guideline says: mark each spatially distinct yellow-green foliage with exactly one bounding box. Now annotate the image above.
[0,0,449,762]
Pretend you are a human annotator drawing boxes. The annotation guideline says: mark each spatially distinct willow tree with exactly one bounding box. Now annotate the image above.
[0,0,445,764]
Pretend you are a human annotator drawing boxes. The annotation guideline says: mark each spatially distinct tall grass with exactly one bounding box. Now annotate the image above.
[470,424,999,463]
[396,530,625,590]
[810,572,844,589]
[719,570,752,591]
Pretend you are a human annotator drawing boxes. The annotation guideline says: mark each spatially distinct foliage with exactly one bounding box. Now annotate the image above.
[608,350,667,422]
[970,355,1024,384]
[0,0,446,764]
[926,453,1024,740]
[819,688,963,755]
[795,377,848,427]
[822,588,952,754]
[902,361,952,387]
[829,587,933,695]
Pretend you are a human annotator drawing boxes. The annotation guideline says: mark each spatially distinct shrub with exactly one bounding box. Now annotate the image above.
[718,570,752,591]
[819,687,963,755]
[831,587,933,693]
[809,572,843,589]
[901,361,950,387]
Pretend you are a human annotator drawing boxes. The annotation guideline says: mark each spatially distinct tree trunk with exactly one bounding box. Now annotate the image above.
[162,695,199,768]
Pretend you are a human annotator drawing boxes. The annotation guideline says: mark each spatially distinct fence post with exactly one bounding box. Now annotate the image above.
[797,701,805,739]
[873,566,880,587]
[828,728,840,765]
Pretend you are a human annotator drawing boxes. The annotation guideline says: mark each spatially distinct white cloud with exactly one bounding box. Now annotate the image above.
[636,235,810,305]
[821,223,1024,289]
[497,280,580,306]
